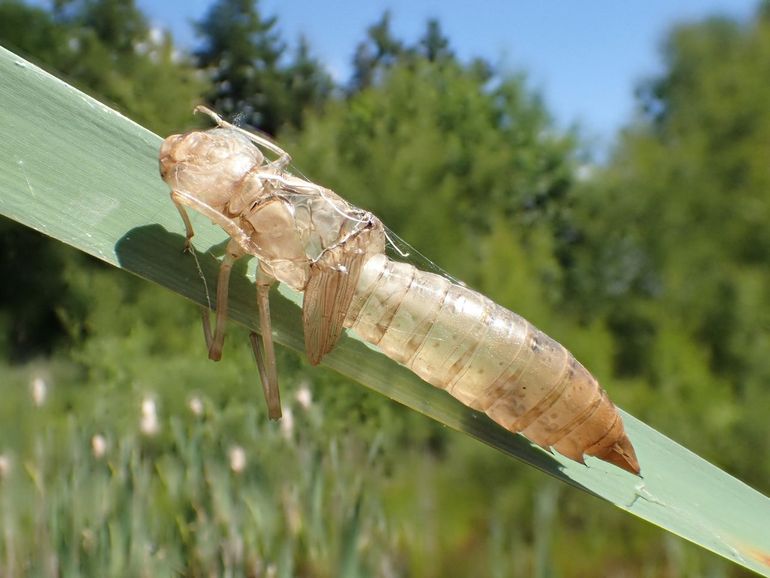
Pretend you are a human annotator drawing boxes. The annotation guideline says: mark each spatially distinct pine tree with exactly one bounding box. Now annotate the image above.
[350,11,405,91]
[283,36,333,128]
[194,0,287,134]
[419,19,453,63]
[70,0,148,54]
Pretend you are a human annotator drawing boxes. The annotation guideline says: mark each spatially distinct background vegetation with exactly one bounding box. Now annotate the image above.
[1,0,769,575]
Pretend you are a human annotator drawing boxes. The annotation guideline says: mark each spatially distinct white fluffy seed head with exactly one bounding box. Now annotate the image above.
[140,396,159,435]
[91,434,107,459]
[188,396,204,416]
[0,454,11,480]
[31,376,47,407]
[295,382,313,410]
[229,446,246,473]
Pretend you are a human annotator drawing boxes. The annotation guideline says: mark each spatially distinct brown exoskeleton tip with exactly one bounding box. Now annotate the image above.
[596,436,641,476]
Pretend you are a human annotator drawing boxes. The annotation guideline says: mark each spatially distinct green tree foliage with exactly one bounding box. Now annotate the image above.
[194,0,286,134]
[283,36,334,129]
[419,19,454,63]
[195,0,330,133]
[0,218,87,360]
[351,16,466,88]
[565,6,770,486]
[0,0,71,65]
[350,11,405,91]
[55,0,148,53]
[1,0,203,134]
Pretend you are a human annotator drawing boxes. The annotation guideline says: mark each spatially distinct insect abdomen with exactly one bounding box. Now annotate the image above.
[345,254,639,474]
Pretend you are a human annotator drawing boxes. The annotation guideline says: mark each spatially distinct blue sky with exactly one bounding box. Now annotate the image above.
[138,0,757,150]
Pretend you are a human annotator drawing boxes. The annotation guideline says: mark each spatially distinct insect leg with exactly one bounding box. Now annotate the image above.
[171,196,215,348]
[206,239,243,361]
[171,189,262,255]
[249,268,282,420]
[171,195,196,252]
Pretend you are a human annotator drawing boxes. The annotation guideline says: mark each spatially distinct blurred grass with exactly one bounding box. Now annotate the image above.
[0,370,392,577]
[1,45,770,577]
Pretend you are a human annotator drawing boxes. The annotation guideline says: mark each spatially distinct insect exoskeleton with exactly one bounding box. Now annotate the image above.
[159,107,640,475]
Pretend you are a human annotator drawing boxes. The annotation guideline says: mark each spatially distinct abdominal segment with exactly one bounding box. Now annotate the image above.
[345,254,640,474]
